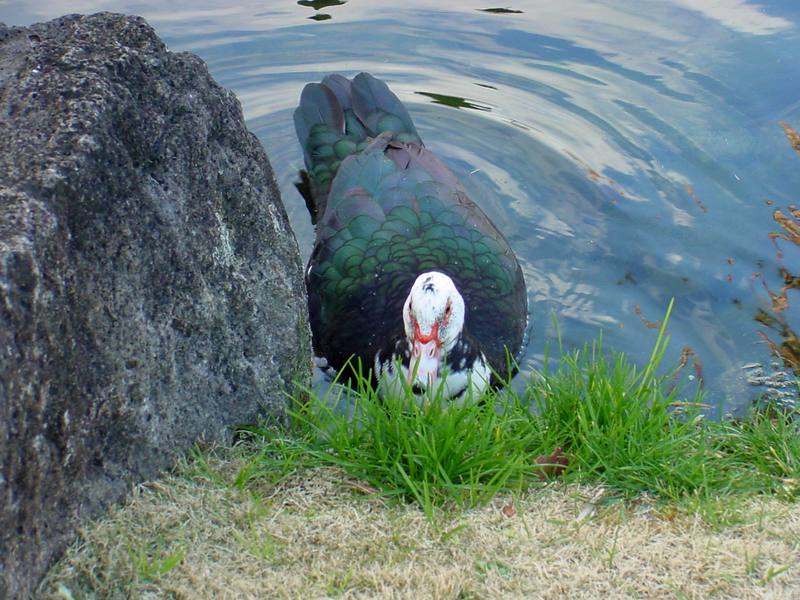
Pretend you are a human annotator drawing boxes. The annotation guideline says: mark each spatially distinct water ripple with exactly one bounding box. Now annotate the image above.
[4,0,800,411]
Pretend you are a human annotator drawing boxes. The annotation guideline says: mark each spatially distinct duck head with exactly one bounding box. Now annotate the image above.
[402,271,465,388]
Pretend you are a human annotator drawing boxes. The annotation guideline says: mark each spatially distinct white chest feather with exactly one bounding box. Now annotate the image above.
[374,351,490,407]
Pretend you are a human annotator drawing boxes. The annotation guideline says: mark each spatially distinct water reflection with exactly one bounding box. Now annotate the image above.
[297,0,345,21]
[479,8,523,14]
[297,0,346,9]
[415,91,492,112]
[672,0,793,35]
[2,0,799,412]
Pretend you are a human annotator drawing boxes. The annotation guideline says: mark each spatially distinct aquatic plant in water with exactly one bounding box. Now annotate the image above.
[754,123,800,377]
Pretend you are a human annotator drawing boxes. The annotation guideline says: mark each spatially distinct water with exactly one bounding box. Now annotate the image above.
[4,1,799,413]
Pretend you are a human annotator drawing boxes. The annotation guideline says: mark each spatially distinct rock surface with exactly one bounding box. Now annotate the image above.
[0,13,310,599]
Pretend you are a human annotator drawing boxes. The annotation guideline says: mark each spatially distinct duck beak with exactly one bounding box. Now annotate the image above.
[409,321,441,387]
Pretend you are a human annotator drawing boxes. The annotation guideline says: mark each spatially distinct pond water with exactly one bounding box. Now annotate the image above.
[5,1,800,414]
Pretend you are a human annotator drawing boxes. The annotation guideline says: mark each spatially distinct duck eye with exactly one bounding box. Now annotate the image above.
[445,302,452,315]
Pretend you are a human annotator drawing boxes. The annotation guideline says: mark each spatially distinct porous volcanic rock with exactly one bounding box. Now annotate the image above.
[0,13,310,598]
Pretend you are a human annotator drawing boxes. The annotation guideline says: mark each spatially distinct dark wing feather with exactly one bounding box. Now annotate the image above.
[320,74,353,109]
[294,83,344,156]
[351,73,420,142]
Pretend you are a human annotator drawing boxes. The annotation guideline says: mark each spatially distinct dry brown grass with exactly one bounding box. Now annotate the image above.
[40,449,800,600]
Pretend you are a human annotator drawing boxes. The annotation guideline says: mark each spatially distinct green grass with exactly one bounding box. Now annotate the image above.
[239,301,800,522]
[713,409,800,499]
[242,366,544,522]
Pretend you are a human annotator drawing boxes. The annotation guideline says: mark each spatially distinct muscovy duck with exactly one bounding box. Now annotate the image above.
[294,72,527,401]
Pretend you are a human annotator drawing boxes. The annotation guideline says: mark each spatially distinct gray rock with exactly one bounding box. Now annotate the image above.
[0,13,311,599]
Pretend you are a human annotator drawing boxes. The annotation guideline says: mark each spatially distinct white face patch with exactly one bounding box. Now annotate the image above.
[402,272,465,354]
[400,271,467,390]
